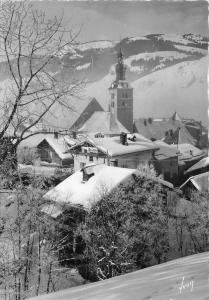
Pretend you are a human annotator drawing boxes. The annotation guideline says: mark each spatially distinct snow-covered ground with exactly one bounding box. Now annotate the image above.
[77,40,115,52]
[76,62,91,71]
[174,45,208,55]
[127,36,149,43]
[157,34,192,45]
[55,44,77,58]
[28,251,209,300]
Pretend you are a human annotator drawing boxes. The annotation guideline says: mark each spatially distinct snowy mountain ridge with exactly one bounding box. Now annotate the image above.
[0,33,208,127]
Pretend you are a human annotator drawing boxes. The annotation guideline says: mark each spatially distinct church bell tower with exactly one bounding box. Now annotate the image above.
[109,48,133,133]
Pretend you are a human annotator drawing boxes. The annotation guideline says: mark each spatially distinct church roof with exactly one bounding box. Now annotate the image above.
[78,111,129,135]
[42,97,103,130]
[37,136,72,160]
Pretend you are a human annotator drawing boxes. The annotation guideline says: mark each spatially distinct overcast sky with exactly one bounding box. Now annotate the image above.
[33,1,208,42]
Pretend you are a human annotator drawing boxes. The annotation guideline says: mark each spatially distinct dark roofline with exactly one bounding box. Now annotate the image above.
[111,147,158,158]
[70,97,104,130]
[179,171,209,189]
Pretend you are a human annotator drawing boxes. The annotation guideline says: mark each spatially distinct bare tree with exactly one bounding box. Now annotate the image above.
[0,1,84,163]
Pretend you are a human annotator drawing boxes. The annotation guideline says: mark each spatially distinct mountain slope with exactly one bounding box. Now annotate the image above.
[0,34,208,128]
[84,56,208,125]
[132,56,208,124]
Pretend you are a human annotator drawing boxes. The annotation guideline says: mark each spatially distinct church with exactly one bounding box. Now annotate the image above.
[77,48,133,135]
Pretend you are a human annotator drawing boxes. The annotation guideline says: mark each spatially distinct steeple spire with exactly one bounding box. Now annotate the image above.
[115,48,126,81]
[118,47,123,61]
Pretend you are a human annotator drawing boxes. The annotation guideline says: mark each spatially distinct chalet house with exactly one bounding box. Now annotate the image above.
[69,133,158,171]
[37,135,73,167]
[42,163,174,218]
[152,141,179,184]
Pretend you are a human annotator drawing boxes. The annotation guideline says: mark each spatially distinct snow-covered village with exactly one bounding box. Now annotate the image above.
[0,1,208,300]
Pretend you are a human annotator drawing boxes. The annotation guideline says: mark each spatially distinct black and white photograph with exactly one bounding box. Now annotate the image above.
[0,0,208,299]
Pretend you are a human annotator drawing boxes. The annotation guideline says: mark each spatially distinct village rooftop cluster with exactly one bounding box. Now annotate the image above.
[16,48,208,217]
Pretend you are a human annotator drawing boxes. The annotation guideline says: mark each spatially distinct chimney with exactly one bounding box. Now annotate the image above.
[120,132,128,145]
[54,131,58,139]
[82,165,95,182]
[128,134,136,142]
[72,131,77,139]
[148,117,152,124]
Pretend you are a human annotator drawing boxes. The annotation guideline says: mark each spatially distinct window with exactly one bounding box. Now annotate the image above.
[111,93,115,99]
[111,101,115,107]
[122,92,128,98]
[110,159,118,167]
[89,156,93,162]
[122,101,125,106]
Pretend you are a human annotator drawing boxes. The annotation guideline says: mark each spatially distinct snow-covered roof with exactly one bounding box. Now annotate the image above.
[185,157,209,174]
[171,143,205,162]
[43,164,138,216]
[78,111,129,135]
[180,172,209,192]
[19,134,53,148]
[70,134,158,157]
[94,136,158,156]
[153,140,179,160]
[43,163,173,218]
[134,118,196,146]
